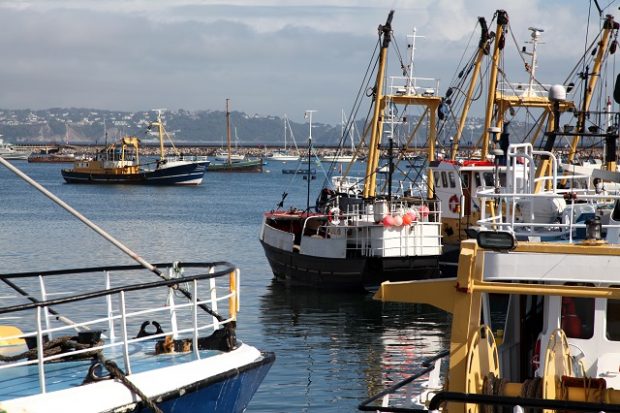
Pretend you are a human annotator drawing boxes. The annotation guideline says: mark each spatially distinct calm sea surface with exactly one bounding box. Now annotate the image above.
[0,160,450,412]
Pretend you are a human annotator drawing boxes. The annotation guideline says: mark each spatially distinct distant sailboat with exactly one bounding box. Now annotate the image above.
[265,115,300,162]
[321,110,356,163]
[208,99,263,172]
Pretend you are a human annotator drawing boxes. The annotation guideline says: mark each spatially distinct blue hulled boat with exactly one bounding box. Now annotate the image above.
[61,110,209,186]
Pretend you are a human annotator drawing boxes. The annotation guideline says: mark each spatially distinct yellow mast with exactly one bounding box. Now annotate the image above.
[362,11,443,200]
[567,15,616,165]
[481,10,509,160]
[226,98,232,165]
[363,11,393,199]
[450,18,491,161]
[151,109,166,161]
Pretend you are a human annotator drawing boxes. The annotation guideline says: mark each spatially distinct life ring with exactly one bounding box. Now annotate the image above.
[448,195,460,213]
[327,207,340,224]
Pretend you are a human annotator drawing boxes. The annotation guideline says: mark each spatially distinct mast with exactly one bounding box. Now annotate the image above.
[567,14,617,164]
[523,27,544,97]
[305,110,316,213]
[481,10,509,160]
[226,98,232,165]
[283,115,288,151]
[147,108,167,161]
[406,28,424,94]
[363,10,394,198]
[450,17,490,160]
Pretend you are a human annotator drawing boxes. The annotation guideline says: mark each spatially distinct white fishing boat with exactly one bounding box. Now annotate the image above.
[320,153,355,163]
[422,11,618,274]
[0,156,274,412]
[259,12,443,292]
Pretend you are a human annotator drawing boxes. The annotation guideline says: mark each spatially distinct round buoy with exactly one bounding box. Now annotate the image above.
[418,205,430,219]
[402,213,412,225]
[383,215,394,227]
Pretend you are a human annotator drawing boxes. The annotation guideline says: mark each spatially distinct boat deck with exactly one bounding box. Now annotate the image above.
[0,339,221,400]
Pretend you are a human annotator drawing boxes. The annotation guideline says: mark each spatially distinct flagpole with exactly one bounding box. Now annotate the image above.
[305,110,316,213]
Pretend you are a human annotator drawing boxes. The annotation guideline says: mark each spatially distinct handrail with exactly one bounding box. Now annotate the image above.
[0,261,240,393]
[0,262,236,314]
[358,350,449,412]
[428,391,620,412]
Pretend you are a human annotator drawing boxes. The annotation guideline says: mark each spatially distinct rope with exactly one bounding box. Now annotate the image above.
[520,377,542,413]
[0,335,101,362]
[97,352,164,413]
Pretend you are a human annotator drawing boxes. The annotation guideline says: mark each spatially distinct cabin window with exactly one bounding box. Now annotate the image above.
[441,172,448,188]
[561,295,594,339]
[479,172,506,187]
[461,173,470,189]
[434,172,441,187]
[475,173,482,188]
[606,287,620,341]
[448,172,457,188]
[482,172,494,186]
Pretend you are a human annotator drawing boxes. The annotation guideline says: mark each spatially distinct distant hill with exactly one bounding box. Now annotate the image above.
[0,108,349,147]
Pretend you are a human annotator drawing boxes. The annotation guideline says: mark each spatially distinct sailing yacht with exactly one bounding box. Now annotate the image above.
[265,115,300,162]
[208,99,262,172]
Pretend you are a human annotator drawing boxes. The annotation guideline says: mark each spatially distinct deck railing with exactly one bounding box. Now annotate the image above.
[0,262,239,394]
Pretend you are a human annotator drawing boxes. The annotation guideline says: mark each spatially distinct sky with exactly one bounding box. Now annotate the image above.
[0,0,614,124]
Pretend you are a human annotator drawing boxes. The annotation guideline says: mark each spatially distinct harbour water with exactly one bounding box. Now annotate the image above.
[0,160,450,412]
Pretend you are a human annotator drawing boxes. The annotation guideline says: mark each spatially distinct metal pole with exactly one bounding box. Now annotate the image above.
[0,156,163,277]
[305,110,316,213]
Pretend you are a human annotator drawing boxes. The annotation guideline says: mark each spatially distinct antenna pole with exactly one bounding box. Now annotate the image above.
[305,110,316,213]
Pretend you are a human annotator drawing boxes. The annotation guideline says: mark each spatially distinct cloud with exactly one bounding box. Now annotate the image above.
[0,0,609,123]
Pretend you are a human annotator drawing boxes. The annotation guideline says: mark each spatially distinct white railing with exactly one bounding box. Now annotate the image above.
[477,143,620,241]
[388,76,441,97]
[301,199,442,257]
[0,262,239,393]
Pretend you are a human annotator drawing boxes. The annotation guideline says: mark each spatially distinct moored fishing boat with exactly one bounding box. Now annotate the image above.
[426,10,620,274]
[61,110,208,185]
[0,156,274,413]
[259,12,444,292]
[28,148,76,163]
[360,141,620,412]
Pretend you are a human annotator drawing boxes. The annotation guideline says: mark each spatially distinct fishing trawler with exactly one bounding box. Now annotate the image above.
[61,110,208,185]
[361,139,620,412]
[423,11,620,274]
[259,12,443,292]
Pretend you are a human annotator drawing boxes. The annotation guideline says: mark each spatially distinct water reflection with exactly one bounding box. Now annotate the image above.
[255,281,451,411]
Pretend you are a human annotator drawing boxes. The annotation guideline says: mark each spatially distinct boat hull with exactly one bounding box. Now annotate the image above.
[208,159,263,173]
[129,350,275,413]
[260,239,441,292]
[0,345,274,413]
[61,162,208,185]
